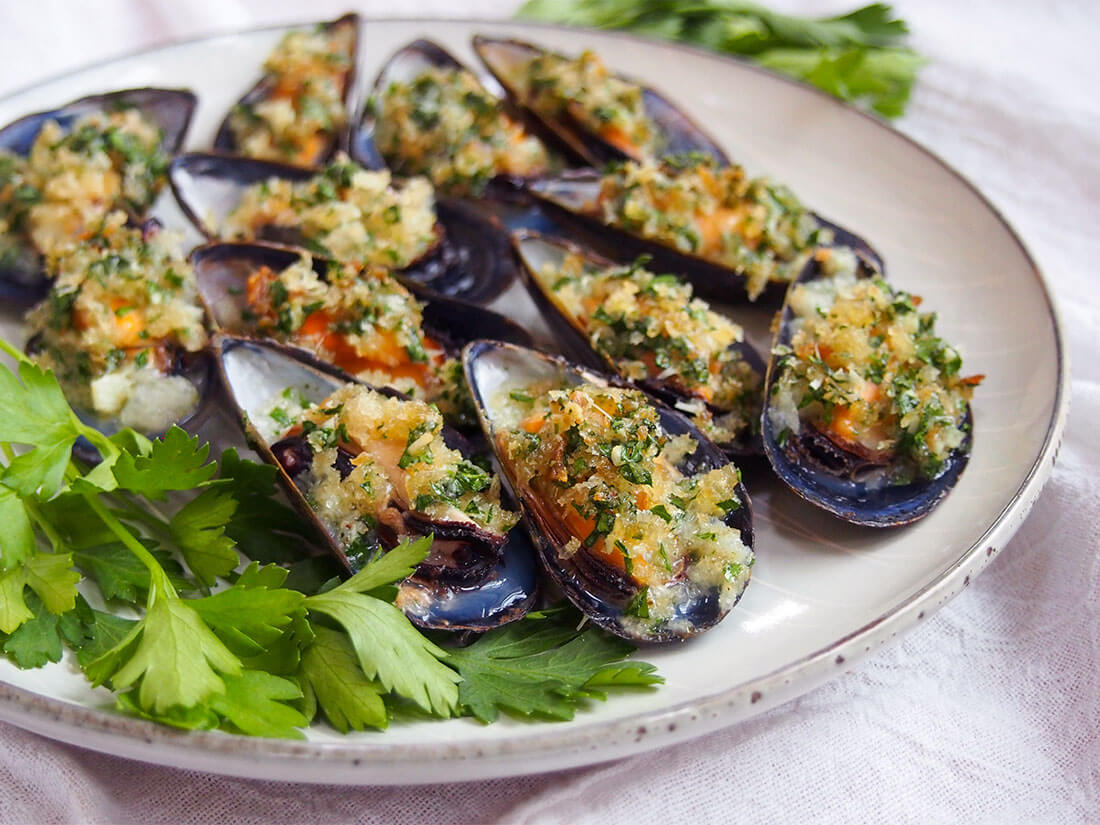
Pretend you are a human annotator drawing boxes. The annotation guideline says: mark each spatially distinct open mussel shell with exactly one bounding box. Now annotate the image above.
[511,230,765,456]
[213,13,359,167]
[169,152,518,303]
[189,239,533,387]
[351,38,551,200]
[463,340,754,642]
[761,257,972,527]
[525,169,884,305]
[350,39,467,172]
[214,335,538,631]
[472,35,729,167]
[0,87,198,305]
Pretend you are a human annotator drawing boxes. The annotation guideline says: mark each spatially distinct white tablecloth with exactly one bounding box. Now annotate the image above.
[1,1,1097,822]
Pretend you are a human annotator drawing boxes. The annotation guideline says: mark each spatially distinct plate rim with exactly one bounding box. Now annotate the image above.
[0,15,1070,784]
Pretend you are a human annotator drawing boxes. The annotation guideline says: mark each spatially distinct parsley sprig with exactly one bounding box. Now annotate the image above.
[515,1,924,119]
[0,340,661,736]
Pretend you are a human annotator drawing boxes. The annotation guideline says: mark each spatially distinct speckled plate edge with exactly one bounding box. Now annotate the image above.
[0,17,1069,785]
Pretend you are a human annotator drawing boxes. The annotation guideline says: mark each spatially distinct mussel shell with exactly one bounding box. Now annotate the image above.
[510,229,765,456]
[168,152,518,303]
[0,87,198,305]
[463,340,754,643]
[526,169,885,305]
[189,239,533,379]
[23,339,217,467]
[761,256,973,527]
[214,335,538,630]
[351,38,553,200]
[472,35,729,167]
[350,39,467,172]
[213,13,360,167]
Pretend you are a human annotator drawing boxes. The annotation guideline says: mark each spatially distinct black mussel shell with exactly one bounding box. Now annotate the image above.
[0,87,197,305]
[525,169,884,306]
[510,229,765,456]
[169,152,518,303]
[350,39,552,198]
[463,340,754,643]
[350,39,468,172]
[214,335,538,630]
[213,13,359,167]
[761,254,973,526]
[189,240,532,404]
[472,35,729,167]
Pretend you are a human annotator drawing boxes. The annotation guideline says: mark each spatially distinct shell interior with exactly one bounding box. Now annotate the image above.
[0,88,197,304]
[472,35,729,167]
[761,258,971,526]
[216,336,538,630]
[169,153,518,304]
[351,39,466,171]
[463,340,753,642]
[213,13,360,166]
[527,170,885,305]
[511,230,767,456]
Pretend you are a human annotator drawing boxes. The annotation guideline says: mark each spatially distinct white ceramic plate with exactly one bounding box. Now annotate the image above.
[0,18,1067,785]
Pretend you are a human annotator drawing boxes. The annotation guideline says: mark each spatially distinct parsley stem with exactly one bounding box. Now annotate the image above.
[0,442,65,551]
[0,337,29,366]
[82,491,177,603]
[108,495,173,542]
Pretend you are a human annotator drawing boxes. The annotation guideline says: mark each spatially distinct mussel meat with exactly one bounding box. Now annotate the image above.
[511,230,765,456]
[216,335,538,631]
[762,246,982,526]
[214,13,359,167]
[463,340,753,642]
[0,87,197,304]
[169,151,519,303]
[351,39,552,196]
[472,35,728,167]
[526,155,884,304]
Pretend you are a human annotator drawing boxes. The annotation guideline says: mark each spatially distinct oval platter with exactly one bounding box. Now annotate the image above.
[0,17,1068,785]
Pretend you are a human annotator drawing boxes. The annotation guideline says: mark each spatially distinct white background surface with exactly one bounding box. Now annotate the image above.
[0,1,1096,822]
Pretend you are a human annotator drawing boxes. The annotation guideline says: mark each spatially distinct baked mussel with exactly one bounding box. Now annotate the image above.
[216,335,539,631]
[214,13,359,167]
[189,240,533,430]
[168,151,518,303]
[0,87,197,304]
[463,340,754,642]
[23,216,213,460]
[762,247,982,526]
[511,229,765,456]
[350,38,552,197]
[472,35,728,167]
[525,155,884,304]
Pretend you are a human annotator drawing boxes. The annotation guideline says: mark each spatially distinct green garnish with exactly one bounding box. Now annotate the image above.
[0,339,659,735]
[515,1,923,119]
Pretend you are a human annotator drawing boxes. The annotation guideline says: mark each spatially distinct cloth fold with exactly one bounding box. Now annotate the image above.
[1,1,1097,822]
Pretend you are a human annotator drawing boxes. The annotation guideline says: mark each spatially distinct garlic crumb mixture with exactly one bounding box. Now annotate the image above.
[521,49,655,159]
[376,65,549,195]
[241,254,475,426]
[595,154,827,300]
[769,249,983,482]
[24,212,207,433]
[538,251,762,446]
[268,384,517,557]
[223,155,437,270]
[226,20,354,165]
[499,383,752,629]
[0,107,168,263]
